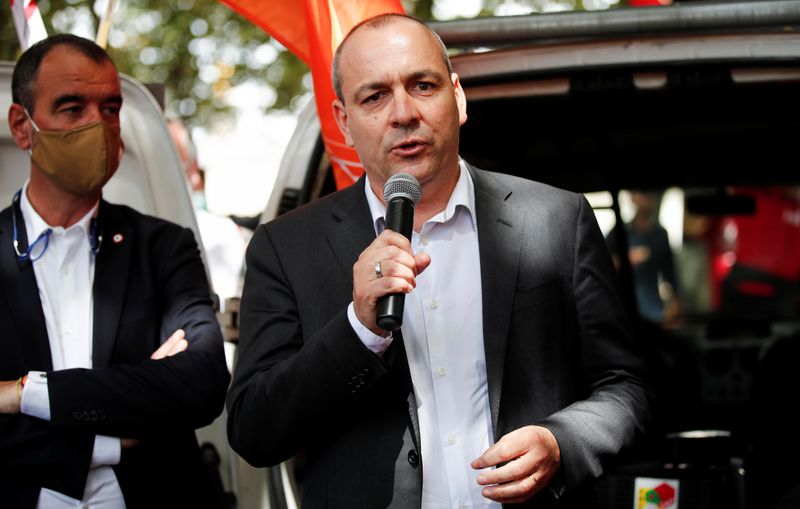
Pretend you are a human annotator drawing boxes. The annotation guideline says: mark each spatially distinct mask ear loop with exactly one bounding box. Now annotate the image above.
[24,109,39,156]
[24,109,40,131]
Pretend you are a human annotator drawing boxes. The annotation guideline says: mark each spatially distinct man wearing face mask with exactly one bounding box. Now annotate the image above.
[0,34,230,508]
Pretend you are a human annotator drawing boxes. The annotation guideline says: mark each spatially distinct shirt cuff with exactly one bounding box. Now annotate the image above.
[19,371,51,421]
[91,435,122,467]
[347,302,393,355]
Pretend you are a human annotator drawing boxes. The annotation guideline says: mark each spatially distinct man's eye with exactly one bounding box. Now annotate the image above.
[364,93,382,103]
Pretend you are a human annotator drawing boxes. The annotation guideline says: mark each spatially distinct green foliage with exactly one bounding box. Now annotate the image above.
[2,0,308,126]
[409,0,434,19]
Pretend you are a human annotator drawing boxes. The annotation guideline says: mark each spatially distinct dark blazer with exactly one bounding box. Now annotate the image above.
[0,200,230,508]
[227,164,652,508]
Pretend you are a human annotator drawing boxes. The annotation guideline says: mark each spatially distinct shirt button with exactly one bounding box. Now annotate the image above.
[437,367,447,376]
[448,434,456,445]
[429,299,438,310]
[420,235,429,245]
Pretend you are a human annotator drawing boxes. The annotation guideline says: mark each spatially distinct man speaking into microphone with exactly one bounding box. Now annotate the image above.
[227,13,653,508]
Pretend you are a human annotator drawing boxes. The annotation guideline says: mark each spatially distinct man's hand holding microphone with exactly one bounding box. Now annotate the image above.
[353,174,430,336]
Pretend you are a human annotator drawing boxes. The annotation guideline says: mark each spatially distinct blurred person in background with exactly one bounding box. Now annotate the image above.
[676,202,715,316]
[167,117,247,317]
[0,34,229,508]
[607,190,680,325]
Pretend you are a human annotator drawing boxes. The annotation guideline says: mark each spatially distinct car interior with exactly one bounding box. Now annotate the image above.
[453,37,800,509]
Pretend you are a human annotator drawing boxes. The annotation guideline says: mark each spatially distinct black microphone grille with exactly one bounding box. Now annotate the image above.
[383,173,421,204]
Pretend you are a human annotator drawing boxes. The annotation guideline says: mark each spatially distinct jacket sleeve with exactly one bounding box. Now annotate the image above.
[539,195,654,491]
[0,411,94,500]
[45,226,230,437]
[225,224,393,468]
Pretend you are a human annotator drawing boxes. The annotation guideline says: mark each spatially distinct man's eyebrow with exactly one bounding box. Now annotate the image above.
[52,94,85,109]
[353,81,386,99]
[407,69,445,83]
[352,69,445,99]
[52,94,123,109]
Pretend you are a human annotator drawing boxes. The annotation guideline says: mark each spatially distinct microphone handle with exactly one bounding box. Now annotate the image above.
[376,197,415,331]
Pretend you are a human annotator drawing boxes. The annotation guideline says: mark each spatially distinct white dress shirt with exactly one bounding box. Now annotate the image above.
[348,163,500,508]
[17,182,126,508]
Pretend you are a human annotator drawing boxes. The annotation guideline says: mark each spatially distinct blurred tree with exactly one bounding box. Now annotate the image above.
[1,0,304,125]
[0,0,611,126]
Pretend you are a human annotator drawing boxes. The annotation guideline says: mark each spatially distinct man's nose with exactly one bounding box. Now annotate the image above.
[390,92,419,128]
[85,106,104,123]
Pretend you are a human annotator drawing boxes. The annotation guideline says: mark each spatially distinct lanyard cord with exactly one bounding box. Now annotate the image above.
[11,189,101,263]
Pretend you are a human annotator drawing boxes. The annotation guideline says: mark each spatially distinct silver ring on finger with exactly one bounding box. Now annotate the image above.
[374,261,383,279]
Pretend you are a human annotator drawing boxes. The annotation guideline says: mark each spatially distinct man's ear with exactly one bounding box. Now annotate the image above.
[452,73,468,127]
[8,104,33,150]
[332,99,354,147]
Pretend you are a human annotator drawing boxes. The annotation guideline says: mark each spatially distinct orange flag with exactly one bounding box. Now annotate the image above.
[221,0,405,189]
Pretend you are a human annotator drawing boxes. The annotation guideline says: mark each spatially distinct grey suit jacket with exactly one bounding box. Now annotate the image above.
[227,164,652,508]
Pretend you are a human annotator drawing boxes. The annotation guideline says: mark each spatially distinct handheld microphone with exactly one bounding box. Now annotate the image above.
[376,173,421,331]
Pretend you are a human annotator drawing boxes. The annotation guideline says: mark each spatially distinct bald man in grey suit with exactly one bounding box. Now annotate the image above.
[227,13,652,508]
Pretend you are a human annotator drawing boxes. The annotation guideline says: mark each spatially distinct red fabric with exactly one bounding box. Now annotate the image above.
[221,0,405,189]
[6,0,41,19]
[726,188,800,281]
[737,281,777,297]
[25,0,39,18]
[628,0,672,6]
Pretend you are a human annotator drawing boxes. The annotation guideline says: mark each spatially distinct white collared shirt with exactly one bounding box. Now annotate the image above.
[348,163,499,508]
[17,182,125,508]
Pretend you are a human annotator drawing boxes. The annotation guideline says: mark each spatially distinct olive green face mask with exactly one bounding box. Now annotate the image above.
[27,113,122,196]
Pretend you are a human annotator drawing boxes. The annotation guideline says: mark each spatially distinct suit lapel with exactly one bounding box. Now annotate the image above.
[469,165,523,436]
[324,178,376,277]
[0,206,53,370]
[324,180,422,448]
[92,202,133,368]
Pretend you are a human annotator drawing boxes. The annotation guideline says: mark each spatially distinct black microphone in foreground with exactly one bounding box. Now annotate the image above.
[376,173,422,331]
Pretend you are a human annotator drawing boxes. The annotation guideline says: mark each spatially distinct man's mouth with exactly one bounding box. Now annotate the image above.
[391,139,427,157]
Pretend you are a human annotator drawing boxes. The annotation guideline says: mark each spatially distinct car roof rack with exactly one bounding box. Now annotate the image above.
[429,0,800,49]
